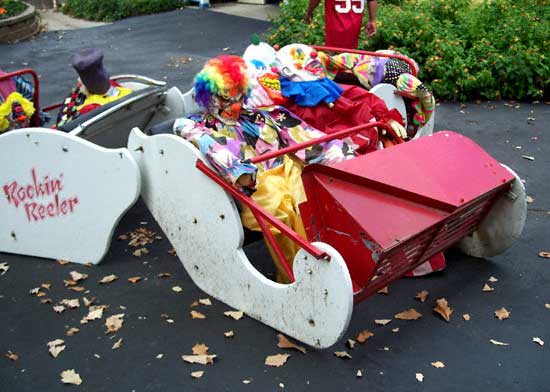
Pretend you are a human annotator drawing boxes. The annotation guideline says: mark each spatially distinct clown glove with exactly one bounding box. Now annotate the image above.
[386,119,407,139]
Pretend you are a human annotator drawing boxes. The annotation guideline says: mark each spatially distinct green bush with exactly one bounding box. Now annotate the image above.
[62,0,183,22]
[0,0,27,20]
[266,0,550,101]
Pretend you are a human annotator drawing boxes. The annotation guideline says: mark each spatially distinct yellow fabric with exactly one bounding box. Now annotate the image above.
[0,92,35,133]
[77,86,133,111]
[240,155,308,283]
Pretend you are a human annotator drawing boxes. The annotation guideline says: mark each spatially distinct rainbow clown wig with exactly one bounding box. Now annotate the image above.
[194,55,251,110]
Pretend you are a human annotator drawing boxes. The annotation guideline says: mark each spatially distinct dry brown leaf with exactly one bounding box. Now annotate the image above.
[192,343,209,355]
[181,354,216,365]
[356,330,374,343]
[416,373,424,382]
[433,298,453,322]
[242,379,252,384]
[392,327,400,333]
[546,304,550,310]
[5,350,18,361]
[66,327,80,337]
[105,314,125,333]
[112,338,123,350]
[539,251,550,258]
[69,271,88,282]
[415,290,429,302]
[128,276,142,284]
[190,301,199,307]
[533,337,544,346]
[431,361,445,368]
[488,276,499,283]
[132,247,149,257]
[99,274,118,284]
[41,298,52,304]
[0,262,10,275]
[41,283,51,290]
[172,286,183,292]
[60,369,82,385]
[224,330,235,338]
[463,314,471,321]
[395,308,423,320]
[277,334,306,354]
[69,286,86,292]
[489,339,509,346]
[168,248,177,256]
[377,286,389,294]
[190,310,206,319]
[224,310,244,320]
[191,371,204,379]
[265,353,290,367]
[526,195,535,204]
[83,297,95,307]
[375,319,392,326]
[80,307,104,324]
[64,279,77,287]
[494,307,510,320]
[334,351,352,359]
[157,272,171,278]
[482,283,494,292]
[118,234,129,241]
[60,299,80,309]
[36,292,47,297]
[347,339,356,349]
[29,287,40,295]
[57,259,70,265]
[199,298,212,306]
[53,305,65,314]
[47,339,65,358]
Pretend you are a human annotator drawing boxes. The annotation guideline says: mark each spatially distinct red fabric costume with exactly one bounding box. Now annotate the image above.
[324,0,365,48]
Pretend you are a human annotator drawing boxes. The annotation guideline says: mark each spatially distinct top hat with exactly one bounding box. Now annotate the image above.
[71,48,111,95]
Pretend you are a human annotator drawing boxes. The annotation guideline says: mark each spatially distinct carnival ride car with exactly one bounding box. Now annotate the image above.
[0,50,526,348]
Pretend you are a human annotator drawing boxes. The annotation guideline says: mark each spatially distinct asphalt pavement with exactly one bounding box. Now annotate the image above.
[1,8,549,392]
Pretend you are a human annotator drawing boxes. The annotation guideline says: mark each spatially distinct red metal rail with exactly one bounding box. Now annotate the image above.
[0,68,41,127]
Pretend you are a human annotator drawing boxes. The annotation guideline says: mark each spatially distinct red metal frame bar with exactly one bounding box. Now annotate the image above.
[250,121,401,165]
[0,69,40,127]
[312,45,418,77]
[196,159,330,282]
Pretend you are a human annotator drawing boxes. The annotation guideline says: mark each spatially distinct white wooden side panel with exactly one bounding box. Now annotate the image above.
[128,128,354,348]
[0,128,140,264]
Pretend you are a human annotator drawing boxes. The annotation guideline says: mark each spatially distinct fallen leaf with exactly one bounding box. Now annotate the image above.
[433,298,453,322]
[346,339,356,349]
[156,354,164,359]
[356,369,363,378]
[431,361,445,368]
[128,276,142,284]
[243,379,252,384]
[377,286,388,294]
[356,330,374,343]
[105,314,125,333]
[533,337,544,346]
[334,351,352,359]
[494,307,510,320]
[118,234,129,241]
[157,272,171,278]
[47,339,65,358]
[63,279,77,287]
[415,290,429,302]
[57,259,70,265]
[66,327,80,337]
[224,330,235,338]
[191,371,204,379]
[526,195,534,203]
[190,310,206,319]
[53,305,65,314]
[539,251,550,258]
[488,276,499,282]
[546,304,550,310]
[224,310,244,320]
[392,328,400,333]
[69,286,86,292]
[199,298,212,306]
[395,308,422,320]
[132,247,149,257]
[69,271,88,282]
[416,373,424,382]
[5,351,18,361]
[181,354,216,365]
[41,298,53,304]
[483,283,495,292]
[192,343,209,355]
[168,248,177,256]
[60,299,80,309]
[277,334,306,354]
[41,282,51,290]
[375,319,392,326]
[80,307,104,324]
[112,338,123,350]
[265,353,290,367]
[463,314,471,321]
[36,292,47,297]
[98,274,118,284]
[83,297,96,307]
[172,286,183,292]
[60,369,82,385]
[190,301,199,307]
[489,339,509,346]
[29,287,40,295]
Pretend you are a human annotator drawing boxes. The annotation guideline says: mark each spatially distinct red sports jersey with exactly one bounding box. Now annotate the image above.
[324,0,365,49]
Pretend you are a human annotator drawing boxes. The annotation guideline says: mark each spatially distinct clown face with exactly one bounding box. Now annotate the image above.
[209,91,245,125]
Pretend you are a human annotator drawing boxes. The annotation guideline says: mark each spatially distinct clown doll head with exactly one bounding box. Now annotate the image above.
[194,55,251,125]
